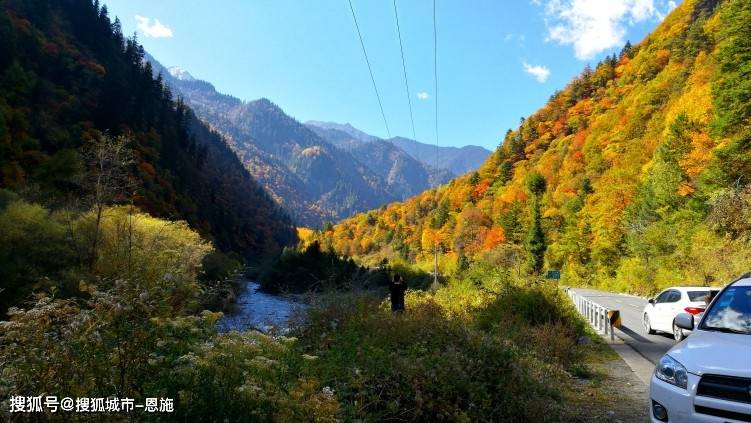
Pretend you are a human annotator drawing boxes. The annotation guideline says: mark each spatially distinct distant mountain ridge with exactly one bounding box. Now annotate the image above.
[306,120,381,144]
[305,121,491,176]
[146,55,461,227]
[390,137,491,177]
[307,124,453,200]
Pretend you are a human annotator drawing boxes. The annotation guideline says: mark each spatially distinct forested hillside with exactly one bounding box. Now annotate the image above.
[0,0,295,258]
[314,0,751,294]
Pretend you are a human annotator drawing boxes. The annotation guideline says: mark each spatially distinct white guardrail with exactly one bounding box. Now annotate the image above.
[565,288,616,341]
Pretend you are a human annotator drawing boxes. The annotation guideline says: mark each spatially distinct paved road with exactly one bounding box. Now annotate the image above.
[569,288,676,364]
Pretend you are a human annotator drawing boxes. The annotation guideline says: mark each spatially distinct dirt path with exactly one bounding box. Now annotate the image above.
[565,342,650,422]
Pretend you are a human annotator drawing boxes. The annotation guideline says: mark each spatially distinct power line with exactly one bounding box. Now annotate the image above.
[392,0,416,141]
[433,0,439,170]
[347,0,391,138]
[432,0,439,288]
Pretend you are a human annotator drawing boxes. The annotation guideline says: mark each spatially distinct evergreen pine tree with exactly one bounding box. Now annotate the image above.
[525,198,546,275]
[525,173,547,275]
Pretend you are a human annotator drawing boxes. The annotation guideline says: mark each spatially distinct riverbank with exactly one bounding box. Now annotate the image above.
[216,277,391,333]
[217,279,308,333]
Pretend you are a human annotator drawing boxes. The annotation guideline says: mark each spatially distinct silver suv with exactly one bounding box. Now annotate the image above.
[649,275,751,422]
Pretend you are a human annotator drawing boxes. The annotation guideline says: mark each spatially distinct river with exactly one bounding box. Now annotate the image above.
[217,279,306,333]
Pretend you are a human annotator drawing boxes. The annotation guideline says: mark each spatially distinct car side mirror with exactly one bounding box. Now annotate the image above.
[675,312,694,330]
[648,298,655,304]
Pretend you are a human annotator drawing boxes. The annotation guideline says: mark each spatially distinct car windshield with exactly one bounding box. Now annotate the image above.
[687,290,710,302]
[701,286,751,334]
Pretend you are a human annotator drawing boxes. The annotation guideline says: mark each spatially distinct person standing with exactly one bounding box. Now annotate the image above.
[390,274,406,312]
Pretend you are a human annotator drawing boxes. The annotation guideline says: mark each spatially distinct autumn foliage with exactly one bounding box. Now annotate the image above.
[314,0,751,293]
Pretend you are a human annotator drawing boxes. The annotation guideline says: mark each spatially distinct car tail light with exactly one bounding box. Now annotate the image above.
[684,307,705,315]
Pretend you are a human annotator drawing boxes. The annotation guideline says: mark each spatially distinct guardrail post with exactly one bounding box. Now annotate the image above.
[582,298,585,318]
[585,300,588,321]
[595,304,600,332]
[565,291,617,340]
[585,300,589,321]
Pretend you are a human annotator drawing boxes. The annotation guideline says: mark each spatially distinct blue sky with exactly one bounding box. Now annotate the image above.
[103,0,679,150]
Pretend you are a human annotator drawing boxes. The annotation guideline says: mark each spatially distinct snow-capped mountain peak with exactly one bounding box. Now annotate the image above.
[167,66,195,81]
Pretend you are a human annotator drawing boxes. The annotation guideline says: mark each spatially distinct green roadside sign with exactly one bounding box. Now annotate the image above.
[546,269,561,280]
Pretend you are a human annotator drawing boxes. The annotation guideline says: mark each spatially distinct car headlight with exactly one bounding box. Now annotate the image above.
[655,355,688,389]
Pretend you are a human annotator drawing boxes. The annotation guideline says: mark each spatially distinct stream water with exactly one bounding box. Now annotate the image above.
[217,279,305,333]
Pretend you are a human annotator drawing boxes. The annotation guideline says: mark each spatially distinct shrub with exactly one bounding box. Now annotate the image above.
[0,202,336,422]
[0,200,78,313]
[294,276,588,422]
[257,241,381,294]
[160,332,338,421]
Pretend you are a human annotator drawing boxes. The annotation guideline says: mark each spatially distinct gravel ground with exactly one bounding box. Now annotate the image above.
[565,346,651,422]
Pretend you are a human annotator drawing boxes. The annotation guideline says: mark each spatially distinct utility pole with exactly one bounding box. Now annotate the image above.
[433,243,439,286]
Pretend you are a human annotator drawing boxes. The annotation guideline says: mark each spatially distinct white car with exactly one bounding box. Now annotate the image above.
[643,287,719,341]
[650,276,751,423]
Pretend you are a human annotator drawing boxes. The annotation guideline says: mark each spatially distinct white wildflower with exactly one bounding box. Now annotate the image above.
[277,336,297,346]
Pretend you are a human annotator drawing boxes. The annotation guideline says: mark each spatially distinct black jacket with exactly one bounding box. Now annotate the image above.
[389,281,406,309]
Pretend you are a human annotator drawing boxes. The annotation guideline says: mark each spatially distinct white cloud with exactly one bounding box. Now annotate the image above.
[416,91,430,100]
[656,1,679,20]
[135,15,173,38]
[504,33,526,48]
[535,0,675,60]
[523,62,551,83]
[504,33,526,43]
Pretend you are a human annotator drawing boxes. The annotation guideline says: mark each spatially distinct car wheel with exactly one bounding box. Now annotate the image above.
[644,313,655,334]
[673,321,685,341]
